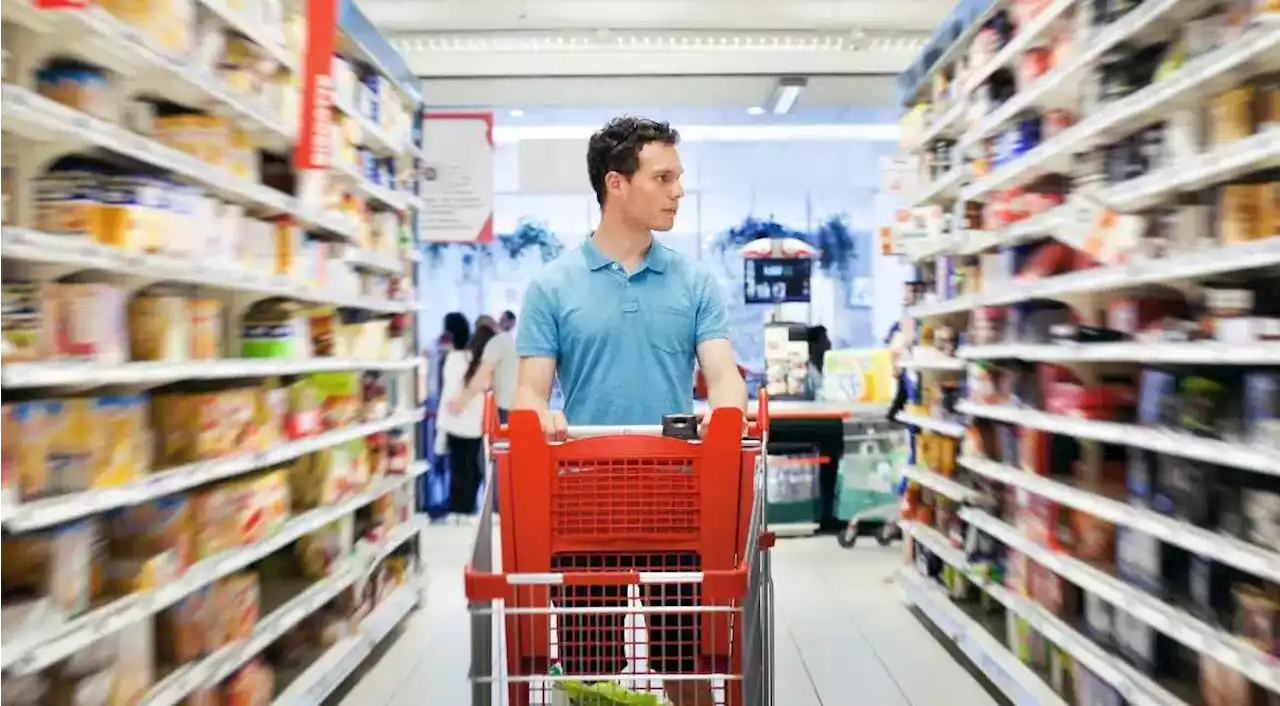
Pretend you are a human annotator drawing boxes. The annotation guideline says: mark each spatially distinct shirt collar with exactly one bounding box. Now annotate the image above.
[581,234,667,274]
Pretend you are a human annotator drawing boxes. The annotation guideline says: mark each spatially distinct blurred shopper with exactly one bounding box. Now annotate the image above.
[499,309,517,332]
[513,115,745,706]
[805,324,831,399]
[437,321,494,523]
[449,311,517,424]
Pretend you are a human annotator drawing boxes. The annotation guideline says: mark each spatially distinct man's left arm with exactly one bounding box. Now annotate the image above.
[694,271,747,414]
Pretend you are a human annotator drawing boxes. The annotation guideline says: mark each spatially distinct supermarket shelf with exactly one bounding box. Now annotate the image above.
[0,3,293,150]
[198,0,299,72]
[958,455,1280,583]
[2,356,421,389]
[333,94,408,158]
[902,519,966,567]
[898,567,1068,706]
[913,511,1190,706]
[901,466,982,503]
[2,470,426,675]
[962,0,1076,94]
[916,102,966,149]
[960,207,1065,255]
[1108,128,1280,211]
[909,236,1280,318]
[331,159,409,211]
[272,584,419,706]
[961,508,1278,694]
[1,227,411,314]
[345,247,408,275]
[957,0,1187,150]
[142,523,423,706]
[0,412,426,532]
[957,341,1280,365]
[978,575,1189,706]
[0,87,353,239]
[957,400,1280,476]
[961,26,1280,201]
[895,411,967,438]
[904,167,965,208]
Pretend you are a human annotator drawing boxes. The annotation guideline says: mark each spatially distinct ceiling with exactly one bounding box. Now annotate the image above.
[361,0,945,107]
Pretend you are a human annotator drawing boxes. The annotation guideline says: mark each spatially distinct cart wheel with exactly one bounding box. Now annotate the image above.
[837,522,859,548]
[875,522,899,547]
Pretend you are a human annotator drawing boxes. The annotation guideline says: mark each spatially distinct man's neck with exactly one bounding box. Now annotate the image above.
[593,214,652,273]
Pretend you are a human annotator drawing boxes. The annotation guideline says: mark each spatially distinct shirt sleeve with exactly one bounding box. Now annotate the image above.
[516,278,559,358]
[694,268,731,345]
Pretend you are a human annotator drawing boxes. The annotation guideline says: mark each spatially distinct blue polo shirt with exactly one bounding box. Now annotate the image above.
[516,238,730,425]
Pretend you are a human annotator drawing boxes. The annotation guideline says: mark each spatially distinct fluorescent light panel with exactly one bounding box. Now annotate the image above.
[767,78,806,115]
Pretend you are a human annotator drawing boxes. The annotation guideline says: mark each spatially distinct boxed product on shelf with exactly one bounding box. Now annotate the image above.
[159,585,215,663]
[289,441,370,510]
[211,571,261,646]
[152,383,276,464]
[103,495,192,593]
[191,469,290,559]
[48,618,153,706]
[35,60,115,121]
[7,393,151,499]
[1,520,99,619]
[129,287,225,362]
[297,515,354,578]
[222,658,275,706]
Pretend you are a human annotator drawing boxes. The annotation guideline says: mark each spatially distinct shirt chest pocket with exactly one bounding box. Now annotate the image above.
[647,303,696,355]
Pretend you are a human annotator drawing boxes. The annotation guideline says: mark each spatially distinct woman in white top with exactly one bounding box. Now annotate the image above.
[436,320,494,521]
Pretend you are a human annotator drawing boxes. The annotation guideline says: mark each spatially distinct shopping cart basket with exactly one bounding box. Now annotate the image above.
[466,395,776,706]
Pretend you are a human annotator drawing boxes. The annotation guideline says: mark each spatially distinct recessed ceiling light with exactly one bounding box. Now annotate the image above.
[509,109,525,117]
[747,106,764,115]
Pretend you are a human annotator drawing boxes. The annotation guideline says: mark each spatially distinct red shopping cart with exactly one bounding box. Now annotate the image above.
[465,394,776,706]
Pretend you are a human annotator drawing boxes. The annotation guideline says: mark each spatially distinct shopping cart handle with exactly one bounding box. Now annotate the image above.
[482,388,771,441]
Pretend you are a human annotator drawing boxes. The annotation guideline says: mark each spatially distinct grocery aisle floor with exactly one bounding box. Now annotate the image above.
[333,522,1001,706]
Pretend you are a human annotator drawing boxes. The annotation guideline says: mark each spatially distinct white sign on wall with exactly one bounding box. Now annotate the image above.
[421,111,495,242]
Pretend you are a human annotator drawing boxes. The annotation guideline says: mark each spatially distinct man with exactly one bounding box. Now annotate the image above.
[513,116,746,706]
[499,310,517,333]
[447,314,517,424]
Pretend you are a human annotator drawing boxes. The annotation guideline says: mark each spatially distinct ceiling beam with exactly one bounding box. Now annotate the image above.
[399,46,918,77]
[359,0,951,32]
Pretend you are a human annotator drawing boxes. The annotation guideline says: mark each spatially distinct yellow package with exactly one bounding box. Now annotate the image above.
[289,443,365,510]
[95,393,150,488]
[189,297,223,360]
[92,175,164,252]
[239,470,290,544]
[273,219,303,277]
[819,348,897,403]
[129,292,191,361]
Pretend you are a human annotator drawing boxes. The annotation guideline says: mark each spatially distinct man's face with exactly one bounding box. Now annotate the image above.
[616,141,684,232]
[500,316,515,332]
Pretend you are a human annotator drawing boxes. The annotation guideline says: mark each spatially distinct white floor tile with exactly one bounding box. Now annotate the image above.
[331,523,1001,706]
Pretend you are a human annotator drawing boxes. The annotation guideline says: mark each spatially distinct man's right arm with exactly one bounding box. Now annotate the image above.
[513,278,568,440]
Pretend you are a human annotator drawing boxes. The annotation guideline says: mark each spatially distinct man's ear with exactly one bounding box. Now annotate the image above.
[605,171,626,197]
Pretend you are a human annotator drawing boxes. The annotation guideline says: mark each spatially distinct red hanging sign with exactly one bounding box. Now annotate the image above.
[295,0,337,170]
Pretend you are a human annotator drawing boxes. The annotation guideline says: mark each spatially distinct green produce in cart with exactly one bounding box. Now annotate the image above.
[549,665,663,705]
